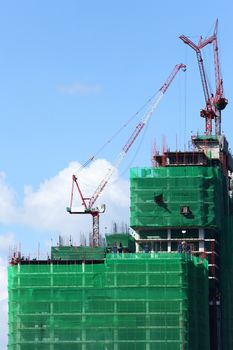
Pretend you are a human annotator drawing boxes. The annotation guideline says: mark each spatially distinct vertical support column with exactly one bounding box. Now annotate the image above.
[82,261,86,350]
[50,263,54,350]
[198,228,205,252]
[151,241,154,253]
[167,229,171,252]
[145,261,150,350]
[92,213,99,247]
[113,262,118,350]
[179,312,185,349]
[134,232,140,253]
[179,263,186,349]
[16,264,21,350]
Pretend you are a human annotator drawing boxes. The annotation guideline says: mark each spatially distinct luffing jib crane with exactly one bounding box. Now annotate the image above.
[67,63,186,246]
[180,19,227,136]
[179,35,215,135]
[198,19,228,135]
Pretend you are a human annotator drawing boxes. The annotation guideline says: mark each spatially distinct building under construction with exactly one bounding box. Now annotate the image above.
[8,21,233,350]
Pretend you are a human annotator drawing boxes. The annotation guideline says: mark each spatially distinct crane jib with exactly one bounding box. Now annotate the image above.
[68,63,186,246]
[123,122,145,154]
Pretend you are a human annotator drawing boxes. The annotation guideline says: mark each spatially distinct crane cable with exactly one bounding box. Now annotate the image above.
[75,90,160,175]
[76,98,156,189]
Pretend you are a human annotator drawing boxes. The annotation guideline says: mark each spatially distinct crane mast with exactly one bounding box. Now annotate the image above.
[198,19,227,109]
[67,63,186,246]
[179,35,215,135]
[180,19,227,136]
[210,19,228,135]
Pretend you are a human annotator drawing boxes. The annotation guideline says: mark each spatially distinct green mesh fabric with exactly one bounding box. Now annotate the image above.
[8,253,209,350]
[105,233,135,252]
[51,246,106,261]
[130,166,224,229]
[220,215,233,349]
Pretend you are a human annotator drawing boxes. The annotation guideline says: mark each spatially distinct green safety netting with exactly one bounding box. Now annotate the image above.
[51,246,106,261]
[130,166,224,229]
[105,233,135,252]
[8,253,209,350]
[130,164,233,348]
[220,215,233,349]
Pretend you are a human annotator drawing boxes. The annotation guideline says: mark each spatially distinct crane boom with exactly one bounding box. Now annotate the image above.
[211,20,228,112]
[197,19,228,134]
[88,92,163,209]
[180,35,212,107]
[180,19,227,135]
[89,64,186,209]
[213,21,222,101]
[67,63,186,246]
[180,34,215,135]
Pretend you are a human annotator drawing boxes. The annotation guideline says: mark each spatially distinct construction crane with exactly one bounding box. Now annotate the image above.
[67,63,186,246]
[180,19,227,136]
[198,19,228,135]
[179,35,215,135]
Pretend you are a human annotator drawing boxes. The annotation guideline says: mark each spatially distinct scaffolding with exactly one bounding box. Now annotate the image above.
[8,253,209,350]
[220,215,233,349]
[130,166,224,229]
[51,246,106,261]
[8,137,233,349]
[129,160,233,349]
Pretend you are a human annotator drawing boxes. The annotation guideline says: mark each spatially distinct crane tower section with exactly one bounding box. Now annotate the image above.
[180,19,228,136]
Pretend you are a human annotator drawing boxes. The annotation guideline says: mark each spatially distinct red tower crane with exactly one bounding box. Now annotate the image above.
[179,35,215,135]
[198,19,228,135]
[180,19,227,135]
[67,63,186,246]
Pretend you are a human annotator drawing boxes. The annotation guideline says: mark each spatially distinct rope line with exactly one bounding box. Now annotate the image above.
[75,91,159,174]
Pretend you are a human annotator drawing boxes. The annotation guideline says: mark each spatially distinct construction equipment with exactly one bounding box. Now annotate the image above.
[179,35,215,135]
[180,19,227,136]
[67,63,186,246]
[198,19,228,135]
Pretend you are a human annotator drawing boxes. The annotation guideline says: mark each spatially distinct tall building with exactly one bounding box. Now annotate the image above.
[8,246,209,349]
[8,133,233,349]
[130,134,233,349]
[8,19,232,350]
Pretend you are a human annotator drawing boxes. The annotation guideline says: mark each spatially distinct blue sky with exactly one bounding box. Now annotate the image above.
[0,1,233,347]
[0,1,232,190]
[0,1,232,179]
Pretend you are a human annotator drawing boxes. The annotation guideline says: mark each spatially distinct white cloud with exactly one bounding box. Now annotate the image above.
[0,255,9,349]
[57,82,102,95]
[21,159,130,237]
[0,234,16,317]
[0,158,130,237]
[0,172,18,224]
[0,232,16,255]
[0,232,17,348]
[0,160,130,349]
[0,299,7,349]
[0,257,8,302]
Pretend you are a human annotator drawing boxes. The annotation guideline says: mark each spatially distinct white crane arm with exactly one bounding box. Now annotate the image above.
[89,64,186,209]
